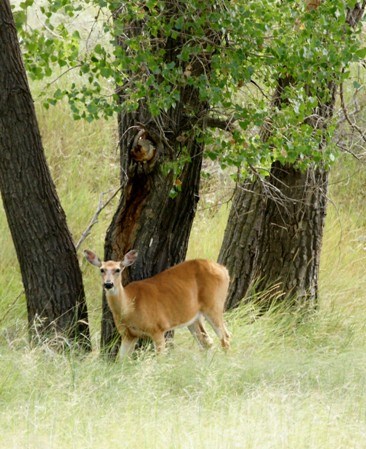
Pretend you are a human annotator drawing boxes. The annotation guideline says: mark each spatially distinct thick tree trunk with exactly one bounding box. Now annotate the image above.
[221,105,335,309]
[218,178,266,309]
[255,163,328,306]
[220,161,331,311]
[0,0,90,349]
[219,1,366,309]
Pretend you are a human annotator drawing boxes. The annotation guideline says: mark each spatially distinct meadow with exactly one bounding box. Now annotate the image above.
[1,95,366,448]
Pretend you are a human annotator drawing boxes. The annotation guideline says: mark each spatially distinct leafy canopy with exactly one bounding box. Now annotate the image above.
[13,0,366,171]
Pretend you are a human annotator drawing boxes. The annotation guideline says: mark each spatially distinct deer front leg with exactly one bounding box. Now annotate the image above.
[119,333,138,360]
[152,332,166,354]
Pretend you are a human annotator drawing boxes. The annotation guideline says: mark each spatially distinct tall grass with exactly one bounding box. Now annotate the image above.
[1,92,366,448]
[1,301,366,449]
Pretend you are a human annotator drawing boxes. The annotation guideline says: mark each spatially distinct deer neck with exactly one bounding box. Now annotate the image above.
[105,282,133,321]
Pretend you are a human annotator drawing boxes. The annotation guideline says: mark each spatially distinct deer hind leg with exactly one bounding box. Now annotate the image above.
[188,316,213,349]
[202,311,230,350]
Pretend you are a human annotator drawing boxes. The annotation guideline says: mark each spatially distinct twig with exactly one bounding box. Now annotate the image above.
[205,116,235,131]
[336,96,361,126]
[85,7,102,53]
[0,290,24,326]
[335,140,361,160]
[37,64,82,96]
[250,79,272,101]
[339,79,366,144]
[75,186,122,251]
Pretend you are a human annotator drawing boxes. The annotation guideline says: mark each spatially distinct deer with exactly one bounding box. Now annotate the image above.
[84,249,231,358]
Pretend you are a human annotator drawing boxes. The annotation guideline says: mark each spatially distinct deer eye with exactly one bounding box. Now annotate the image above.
[100,268,105,274]
[115,268,121,274]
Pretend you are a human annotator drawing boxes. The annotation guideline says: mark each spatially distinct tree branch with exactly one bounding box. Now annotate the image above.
[205,116,235,131]
[0,290,24,326]
[339,79,366,145]
[75,187,122,251]
[250,79,271,101]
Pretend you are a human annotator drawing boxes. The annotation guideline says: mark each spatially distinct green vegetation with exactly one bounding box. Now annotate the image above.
[1,92,366,448]
[15,0,365,171]
[1,307,366,449]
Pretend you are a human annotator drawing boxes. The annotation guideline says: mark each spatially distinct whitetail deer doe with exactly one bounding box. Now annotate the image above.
[84,249,230,358]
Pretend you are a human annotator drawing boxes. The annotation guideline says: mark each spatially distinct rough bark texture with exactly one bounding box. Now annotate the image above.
[255,163,329,306]
[100,3,214,356]
[220,2,365,309]
[219,163,330,310]
[221,89,335,309]
[0,0,90,349]
[218,179,266,309]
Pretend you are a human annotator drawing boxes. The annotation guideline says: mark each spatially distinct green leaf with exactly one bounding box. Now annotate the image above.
[355,47,366,59]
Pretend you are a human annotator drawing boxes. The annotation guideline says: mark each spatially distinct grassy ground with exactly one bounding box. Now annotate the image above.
[1,97,366,448]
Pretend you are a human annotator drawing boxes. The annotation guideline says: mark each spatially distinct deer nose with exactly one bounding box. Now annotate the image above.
[104,281,114,290]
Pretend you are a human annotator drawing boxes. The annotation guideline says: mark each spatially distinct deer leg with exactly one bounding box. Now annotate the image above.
[119,335,138,359]
[152,333,166,354]
[203,313,230,350]
[188,317,213,349]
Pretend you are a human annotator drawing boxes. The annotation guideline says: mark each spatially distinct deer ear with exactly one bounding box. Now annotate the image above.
[122,250,138,267]
[84,250,102,267]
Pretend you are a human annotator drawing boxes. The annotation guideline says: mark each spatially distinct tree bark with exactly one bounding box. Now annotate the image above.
[255,163,329,307]
[219,164,330,310]
[218,178,266,309]
[0,0,90,349]
[220,93,335,309]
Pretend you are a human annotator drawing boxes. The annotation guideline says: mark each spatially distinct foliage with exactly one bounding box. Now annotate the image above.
[12,0,366,172]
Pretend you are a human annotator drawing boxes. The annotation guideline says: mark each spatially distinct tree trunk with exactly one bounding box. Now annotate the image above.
[218,178,266,309]
[221,94,335,309]
[220,151,332,311]
[255,163,329,307]
[253,70,337,307]
[0,0,90,349]
[220,2,365,309]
